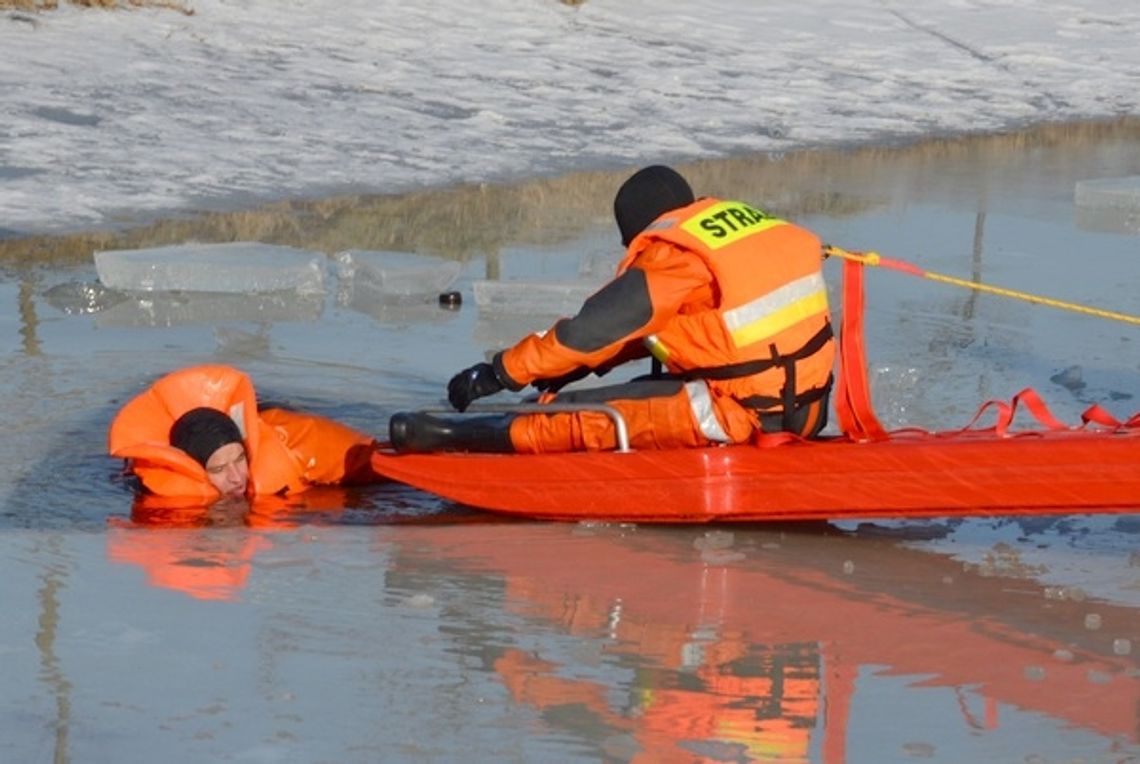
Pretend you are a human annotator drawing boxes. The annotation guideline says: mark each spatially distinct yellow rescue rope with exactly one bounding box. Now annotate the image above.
[823,244,1140,327]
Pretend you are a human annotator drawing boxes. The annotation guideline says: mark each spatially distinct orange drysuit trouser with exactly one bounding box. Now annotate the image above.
[507,378,829,454]
[508,382,702,453]
[510,376,766,456]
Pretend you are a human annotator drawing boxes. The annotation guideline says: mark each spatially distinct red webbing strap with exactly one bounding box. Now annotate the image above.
[1080,403,1140,431]
[933,388,1140,438]
[943,387,1068,438]
[834,259,889,442]
[1003,388,1068,433]
[753,431,800,448]
[1081,404,1121,428]
[765,254,1140,448]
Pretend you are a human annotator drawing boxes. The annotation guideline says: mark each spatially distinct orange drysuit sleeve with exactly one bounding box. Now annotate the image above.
[258,408,381,486]
[496,242,716,388]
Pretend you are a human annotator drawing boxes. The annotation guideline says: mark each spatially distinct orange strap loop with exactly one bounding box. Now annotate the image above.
[942,387,1067,438]
[833,258,888,442]
[830,252,1140,443]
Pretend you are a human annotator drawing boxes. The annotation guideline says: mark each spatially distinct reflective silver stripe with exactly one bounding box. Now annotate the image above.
[644,215,682,235]
[722,272,828,336]
[685,380,731,443]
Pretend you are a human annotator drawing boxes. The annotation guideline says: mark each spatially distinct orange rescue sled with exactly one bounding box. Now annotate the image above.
[370,259,1140,521]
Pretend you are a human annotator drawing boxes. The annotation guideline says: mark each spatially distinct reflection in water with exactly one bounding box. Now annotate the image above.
[104,494,348,602]
[19,272,40,356]
[966,208,985,403]
[385,523,1139,761]
[35,535,72,764]
[1076,203,1140,236]
[104,485,485,601]
[967,209,985,321]
[90,290,326,329]
[107,524,274,603]
[104,495,310,602]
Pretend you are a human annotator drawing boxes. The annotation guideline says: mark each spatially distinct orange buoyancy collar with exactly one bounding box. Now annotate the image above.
[108,364,307,500]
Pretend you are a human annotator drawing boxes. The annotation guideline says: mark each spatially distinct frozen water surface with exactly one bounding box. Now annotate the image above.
[1,1,1139,761]
[4,130,1140,763]
[0,0,1137,237]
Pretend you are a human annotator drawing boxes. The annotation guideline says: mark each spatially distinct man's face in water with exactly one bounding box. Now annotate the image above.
[204,442,249,497]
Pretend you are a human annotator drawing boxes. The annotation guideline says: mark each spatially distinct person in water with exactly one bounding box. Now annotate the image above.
[110,364,382,503]
[389,164,836,453]
[168,406,252,498]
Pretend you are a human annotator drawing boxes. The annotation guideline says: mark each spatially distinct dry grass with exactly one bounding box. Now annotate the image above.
[0,0,192,13]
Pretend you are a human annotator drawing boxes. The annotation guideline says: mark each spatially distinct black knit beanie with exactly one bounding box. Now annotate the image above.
[169,407,244,467]
[613,165,695,246]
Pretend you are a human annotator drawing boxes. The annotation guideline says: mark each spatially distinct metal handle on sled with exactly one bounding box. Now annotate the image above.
[428,402,632,453]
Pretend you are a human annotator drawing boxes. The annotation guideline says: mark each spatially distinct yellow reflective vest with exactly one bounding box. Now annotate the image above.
[618,197,835,415]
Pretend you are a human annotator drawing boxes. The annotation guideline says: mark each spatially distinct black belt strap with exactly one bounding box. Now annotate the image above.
[739,374,833,412]
[646,321,835,431]
[677,321,833,382]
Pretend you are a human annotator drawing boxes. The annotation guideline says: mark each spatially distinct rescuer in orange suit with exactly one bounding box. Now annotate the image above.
[108,364,384,504]
[389,164,836,453]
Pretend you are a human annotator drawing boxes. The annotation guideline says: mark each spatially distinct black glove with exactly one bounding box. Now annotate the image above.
[447,362,505,412]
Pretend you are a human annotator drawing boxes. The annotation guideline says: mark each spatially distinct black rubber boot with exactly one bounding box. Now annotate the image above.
[389,412,515,454]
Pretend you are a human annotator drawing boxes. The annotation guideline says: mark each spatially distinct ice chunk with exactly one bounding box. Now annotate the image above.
[1074,176,1140,234]
[472,279,601,316]
[1075,175,1140,209]
[43,280,129,315]
[334,249,461,297]
[578,248,619,280]
[338,277,463,325]
[94,241,327,294]
[213,326,272,359]
[473,314,556,349]
[94,290,324,328]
